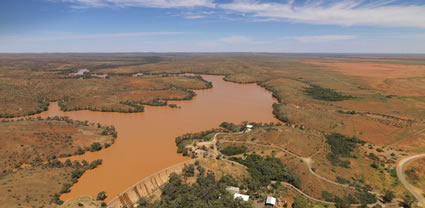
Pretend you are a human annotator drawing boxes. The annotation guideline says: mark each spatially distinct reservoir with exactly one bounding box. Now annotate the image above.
[33,75,278,201]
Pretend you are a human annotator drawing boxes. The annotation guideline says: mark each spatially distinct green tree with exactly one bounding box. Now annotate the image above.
[383,190,395,203]
[292,196,308,208]
[96,191,107,201]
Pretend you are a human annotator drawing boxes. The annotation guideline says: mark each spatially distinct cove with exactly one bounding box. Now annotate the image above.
[33,75,278,201]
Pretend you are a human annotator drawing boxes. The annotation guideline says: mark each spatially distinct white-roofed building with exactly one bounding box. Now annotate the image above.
[245,124,254,132]
[233,193,250,202]
[265,196,276,206]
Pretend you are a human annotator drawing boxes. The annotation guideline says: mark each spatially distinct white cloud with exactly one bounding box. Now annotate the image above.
[184,15,205,19]
[2,32,184,42]
[54,0,425,28]
[219,35,252,43]
[55,0,215,8]
[292,35,356,42]
[219,0,425,28]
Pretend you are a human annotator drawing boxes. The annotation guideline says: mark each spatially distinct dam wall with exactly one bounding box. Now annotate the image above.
[108,159,196,208]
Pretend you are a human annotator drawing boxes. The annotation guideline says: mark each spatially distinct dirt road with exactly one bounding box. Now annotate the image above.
[397,154,425,207]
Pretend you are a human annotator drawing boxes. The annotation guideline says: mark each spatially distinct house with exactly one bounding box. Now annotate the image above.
[245,124,254,132]
[265,196,276,206]
[234,193,250,202]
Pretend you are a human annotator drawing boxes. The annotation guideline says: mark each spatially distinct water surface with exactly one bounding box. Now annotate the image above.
[34,75,278,201]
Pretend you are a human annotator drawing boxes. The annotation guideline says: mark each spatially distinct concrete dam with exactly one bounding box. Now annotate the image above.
[107,159,196,208]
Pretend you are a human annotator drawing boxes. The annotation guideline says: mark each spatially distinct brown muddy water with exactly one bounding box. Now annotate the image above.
[33,75,278,201]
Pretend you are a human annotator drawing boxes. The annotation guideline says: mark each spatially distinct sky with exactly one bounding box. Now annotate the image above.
[1,0,425,53]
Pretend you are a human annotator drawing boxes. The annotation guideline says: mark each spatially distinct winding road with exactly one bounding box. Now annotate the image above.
[214,132,401,207]
[396,153,425,207]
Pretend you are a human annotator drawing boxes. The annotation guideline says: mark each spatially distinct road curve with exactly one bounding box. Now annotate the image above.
[397,154,425,206]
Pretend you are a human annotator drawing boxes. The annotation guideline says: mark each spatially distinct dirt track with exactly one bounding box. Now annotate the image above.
[397,154,425,207]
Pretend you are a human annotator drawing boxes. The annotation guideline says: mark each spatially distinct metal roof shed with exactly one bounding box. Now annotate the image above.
[265,196,276,206]
[234,193,250,202]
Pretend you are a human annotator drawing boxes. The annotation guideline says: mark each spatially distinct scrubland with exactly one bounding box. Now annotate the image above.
[0,117,115,207]
[1,53,425,207]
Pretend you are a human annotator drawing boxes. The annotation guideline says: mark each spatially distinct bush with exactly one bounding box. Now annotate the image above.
[292,196,308,208]
[368,153,379,161]
[52,193,64,205]
[355,190,377,204]
[272,103,289,123]
[220,145,247,156]
[71,168,85,180]
[220,122,243,132]
[89,160,103,170]
[64,159,73,167]
[96,191,107,201]
[370,163,379,169]
[182,164,195,177]
[175,129,218,154]
[90,142,102,152]
[74,147,85,155]
[232,153,300,189]
[336,176,350,184]
[305,84,353,101]
[383,190,395,202]
[47,159,64,168]
[60,183,72,193]
[154,172,251,208]
[325,133,364,168]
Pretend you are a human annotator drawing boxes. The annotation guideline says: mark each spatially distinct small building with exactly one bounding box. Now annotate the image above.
[245,124,254,132]
[234,193,250,202]
[226,186,240,195]
[265,196,276,206]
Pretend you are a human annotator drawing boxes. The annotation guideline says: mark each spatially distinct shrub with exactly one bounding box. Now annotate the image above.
[272,103,289,123]
[64,159,73,167]
[89,160,103,169]
[220,145,247,156]
[71,168,85,180]
[175,129,218,154]
[220,122,243,132]
[305,84,353,101]
[137,197,151,208]
[47,159,64,168]
[231,153,300,189]
[182,164,195,177]
[292,196,307,208]
[90,142,102,152]
[96,191,107,201]
[325,133,364,168]
[368,153,379,161]
[60,183,72,193]
[75,147,85,155]
[383,190,395,202]
[155,172,251,208]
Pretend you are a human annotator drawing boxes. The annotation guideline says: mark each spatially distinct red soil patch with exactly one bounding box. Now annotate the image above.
[305,61,425,96]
